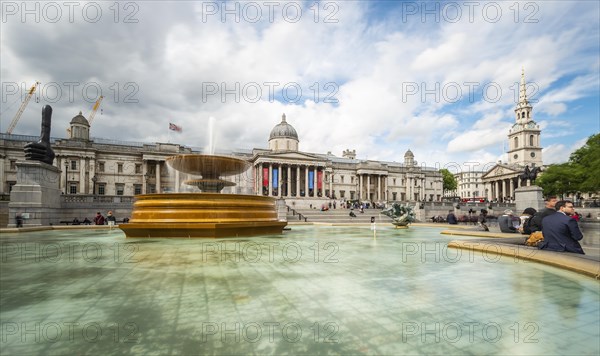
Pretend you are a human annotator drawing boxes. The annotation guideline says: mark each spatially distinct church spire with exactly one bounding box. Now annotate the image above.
[518,67,528,107]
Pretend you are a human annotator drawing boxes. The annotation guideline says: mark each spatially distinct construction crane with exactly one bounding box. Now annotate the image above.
[5,81,40,134]
[87,96,103,125]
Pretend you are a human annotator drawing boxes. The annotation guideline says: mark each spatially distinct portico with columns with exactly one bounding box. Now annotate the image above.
[249,114,443,207]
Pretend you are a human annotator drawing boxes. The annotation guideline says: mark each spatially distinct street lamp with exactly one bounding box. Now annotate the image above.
[64,161,69,195]
[91,176,97,196]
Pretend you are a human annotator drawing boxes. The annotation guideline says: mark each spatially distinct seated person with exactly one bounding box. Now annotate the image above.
[349,210,357,218]
[518,208,537,235]
[540,200,584,254]
[498,209,517,233]
[446,211,457,225]
[72,218,81,225]
[82,217,91,225]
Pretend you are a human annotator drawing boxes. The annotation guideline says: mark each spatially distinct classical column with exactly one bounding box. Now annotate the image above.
[268,164,273,197]
[501,180,507,200]
[296,166,300,197]
[509,178,515,199]
[494,181,499,200]
[287,165,291,197]
[313,167,318,197]
[278,164,282,198]
[257,163,263,195]
[155,161,161,193]
[142,160,148,193]
[305,165,309,198]
[359,174,363,200]
[377,175,381,201]
[329,172,333,198]
[367,175,371,201]
[79,158,86,193]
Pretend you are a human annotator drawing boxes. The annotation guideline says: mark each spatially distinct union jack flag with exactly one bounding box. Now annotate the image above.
[169,123,182,132]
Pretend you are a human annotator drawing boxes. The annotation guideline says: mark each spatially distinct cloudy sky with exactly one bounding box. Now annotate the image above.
[1,0,598,172]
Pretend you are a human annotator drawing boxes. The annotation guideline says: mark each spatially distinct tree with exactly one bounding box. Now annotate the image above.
[569,133,600,193]
[440,169,457,194]
[537,133,599,196]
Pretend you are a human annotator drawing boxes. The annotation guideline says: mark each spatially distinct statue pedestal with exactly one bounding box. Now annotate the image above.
[8,161,61,227]
[514,185,544,214]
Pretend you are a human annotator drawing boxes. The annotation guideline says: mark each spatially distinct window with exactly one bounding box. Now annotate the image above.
[116,183,125,196]
[134,184,142,195]
[351,176,354,183]
[69,183,77,194]
[10,160,16,170]
[514,137,518,148]
[98,183,106,195]
[71,160,77,170]
[339,190,345,198]
[529,135,534,146]
[340,175,344,183]
[117,163,123,173]
[392,192,397,201]
[98,162,105,172]
[393,178,396,185]
[530,152,536,158]
[135,164,142,174]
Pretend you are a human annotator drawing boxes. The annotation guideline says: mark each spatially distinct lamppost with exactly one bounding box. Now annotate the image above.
[144,172,151,193]
[91,176,97,196]
[64,161,69,195]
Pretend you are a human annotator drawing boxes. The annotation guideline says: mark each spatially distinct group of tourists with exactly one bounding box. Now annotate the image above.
[499,196,585,254]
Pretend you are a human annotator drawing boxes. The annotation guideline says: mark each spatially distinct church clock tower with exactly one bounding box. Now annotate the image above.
[507,68,543,167]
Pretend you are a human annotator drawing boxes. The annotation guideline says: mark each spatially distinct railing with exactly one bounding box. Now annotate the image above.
[61,195,134,205]
[286,206,307,222]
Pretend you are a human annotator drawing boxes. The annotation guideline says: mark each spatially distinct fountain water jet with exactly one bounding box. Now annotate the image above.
[120,154,287,238]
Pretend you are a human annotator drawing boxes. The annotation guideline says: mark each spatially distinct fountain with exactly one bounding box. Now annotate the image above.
[119,154,287,238]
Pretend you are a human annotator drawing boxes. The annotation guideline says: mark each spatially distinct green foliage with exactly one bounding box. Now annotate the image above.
[537,134,599,195]
[440,168,457,192]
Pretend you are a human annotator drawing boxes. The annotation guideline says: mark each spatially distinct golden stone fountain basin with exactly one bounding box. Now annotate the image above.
[120,193,287,238]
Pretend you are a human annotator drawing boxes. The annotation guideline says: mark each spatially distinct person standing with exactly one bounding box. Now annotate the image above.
[529,196,558,232]
[540,200,584,254]
[478,209,489,231]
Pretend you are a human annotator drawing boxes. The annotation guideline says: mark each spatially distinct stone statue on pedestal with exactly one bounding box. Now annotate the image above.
[24,105,55,165]
[518,164,541,185]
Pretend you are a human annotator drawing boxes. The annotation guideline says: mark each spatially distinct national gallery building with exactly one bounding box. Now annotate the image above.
[0,113,443,207]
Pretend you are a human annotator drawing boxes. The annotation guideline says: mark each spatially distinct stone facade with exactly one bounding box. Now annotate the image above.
[1,113,443,208]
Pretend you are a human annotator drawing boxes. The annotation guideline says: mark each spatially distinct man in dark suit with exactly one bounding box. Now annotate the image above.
[540,200,584,254]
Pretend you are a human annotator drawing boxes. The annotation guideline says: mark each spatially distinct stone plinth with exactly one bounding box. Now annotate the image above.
[8,161,61,227]
[514,185,544,214]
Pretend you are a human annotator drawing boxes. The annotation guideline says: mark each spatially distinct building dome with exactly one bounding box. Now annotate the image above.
[70,111,89,126]
[404,149,414,158]
[269,114,298,140]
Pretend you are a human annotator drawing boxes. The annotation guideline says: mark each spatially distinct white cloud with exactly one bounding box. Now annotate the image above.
[1,0,598,169]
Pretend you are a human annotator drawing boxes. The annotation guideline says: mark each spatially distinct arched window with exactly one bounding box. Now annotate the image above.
[521,112,525,119]
[529,135,534,146]
[514,137,519,148]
